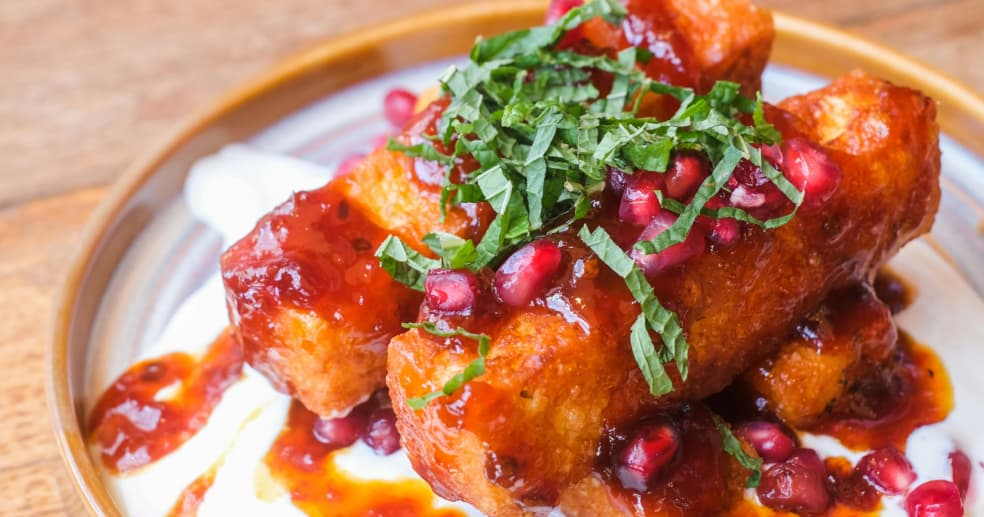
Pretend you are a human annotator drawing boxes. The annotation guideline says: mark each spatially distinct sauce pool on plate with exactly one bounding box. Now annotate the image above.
[88,330,244,474]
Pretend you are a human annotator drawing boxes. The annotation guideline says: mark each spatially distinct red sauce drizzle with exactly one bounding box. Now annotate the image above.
[727,499,882,517]
[88,329,244,473]
[808,332,953,450]
[262,401,465,517]
[168,463,219,517]
[587,404,747,516]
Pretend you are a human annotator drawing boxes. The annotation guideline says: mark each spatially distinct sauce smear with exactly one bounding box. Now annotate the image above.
[168,463,219,517]
[263,400,465,517]
[809,332,953,450]
[88,329,244,473]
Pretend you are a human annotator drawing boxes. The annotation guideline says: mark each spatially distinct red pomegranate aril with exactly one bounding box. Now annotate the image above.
[781,137,842,209]
[336,154,365,178]
[708,217,740,248]
[382,88,418,129]
[615,417,681,491]
[906,480,964,517]
[606,166,630,198]
[494,239,563,307]
[726,159,788,218]
[857,446,917,495]
[736,421,795,463]
[760,143,783,168]
[631,211,705,276]
[424,269,480,314]
[665,152,710,200]
[545,0,583,23]
[730,184,767,208]
[618,173,664,226]
[757,448,831,514]
[363,407,401,456]
[313,405,370,449]
[950,450,972,498]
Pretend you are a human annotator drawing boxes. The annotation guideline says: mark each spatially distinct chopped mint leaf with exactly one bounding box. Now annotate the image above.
[422,232,478,270]
[403,322,491,409]
[374,235,439,291]
[713,414,764,488]
[752,92,783,144]
[630,314,674,396]
[578,225,689,390]
[385,138,453,166]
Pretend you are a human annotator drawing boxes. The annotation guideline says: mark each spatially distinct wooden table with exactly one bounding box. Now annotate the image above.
[1,1,980,514]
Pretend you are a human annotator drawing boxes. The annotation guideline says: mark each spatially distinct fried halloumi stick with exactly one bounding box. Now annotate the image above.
[741,283,899,427]
[387,71,940,514]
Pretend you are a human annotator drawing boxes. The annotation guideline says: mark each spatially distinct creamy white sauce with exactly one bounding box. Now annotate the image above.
[93,144,982,516]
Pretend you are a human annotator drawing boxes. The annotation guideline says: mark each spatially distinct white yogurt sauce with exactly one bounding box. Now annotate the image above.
[94,144,982,516]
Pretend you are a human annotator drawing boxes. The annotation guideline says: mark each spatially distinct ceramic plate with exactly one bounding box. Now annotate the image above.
[50,3,984,515]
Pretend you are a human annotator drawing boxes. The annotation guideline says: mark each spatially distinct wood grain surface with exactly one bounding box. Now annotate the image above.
[0,1,980,515]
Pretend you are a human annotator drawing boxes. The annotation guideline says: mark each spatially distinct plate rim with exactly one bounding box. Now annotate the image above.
[47,3,984,515]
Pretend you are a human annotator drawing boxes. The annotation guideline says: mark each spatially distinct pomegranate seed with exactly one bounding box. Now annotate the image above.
[363,407,401,456]
[664,152,710,200]
[493,240,562,307]
[382,88,418,129]
[905,480,964,517]
[857,446,917,495]
[615,417,682,491]
[950,450,972,499]
[606,166,630,198]
[757,448,831,514]
[545,0,583,23]
[708,218,740,248]
[780,137,842,209]
[736,421,795,463]
[730,185,766,208]
[424,269,480,314]
[726,159,788,219]
[694,195,741,248]
[760,143,783,168]
[618,173,664,226]
[313,404,370,449]
[336,154,364,178]
[630,211,705,276]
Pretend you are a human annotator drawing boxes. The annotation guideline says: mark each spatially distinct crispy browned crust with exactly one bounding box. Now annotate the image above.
[668,0,774,95]
[220,189,423,417]
[336,146,489,249]
[741,283,899,427]
[387,72,940,514]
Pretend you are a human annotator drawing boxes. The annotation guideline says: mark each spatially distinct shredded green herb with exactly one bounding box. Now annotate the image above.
[578,225,686,392]
[402,323,491,410]
[713,414,764,488]
[377,0,799,412]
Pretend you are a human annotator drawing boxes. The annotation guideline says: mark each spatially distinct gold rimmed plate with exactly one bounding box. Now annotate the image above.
[49,2,984,515]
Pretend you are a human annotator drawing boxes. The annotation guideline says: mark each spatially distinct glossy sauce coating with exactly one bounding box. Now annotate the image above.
[221,183,422,416]
[738,283,900,428]
[262,400,465,517]
[388,71,941,514]
[220,94,489,418]
[558,404,747,516]
[809,332,953,450]
[88,329,243,473]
